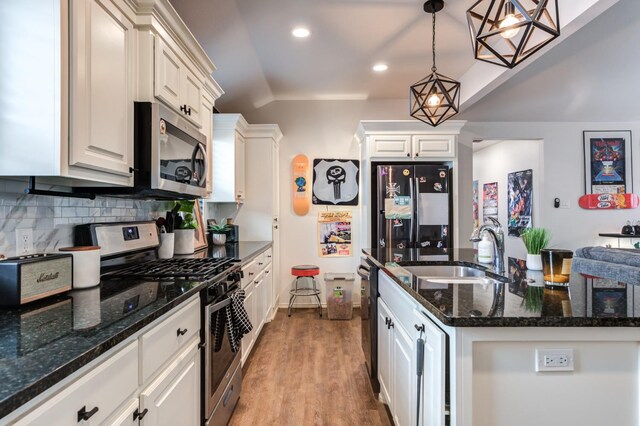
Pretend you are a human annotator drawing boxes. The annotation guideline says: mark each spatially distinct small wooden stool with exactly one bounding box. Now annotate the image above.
[288,265,322,317]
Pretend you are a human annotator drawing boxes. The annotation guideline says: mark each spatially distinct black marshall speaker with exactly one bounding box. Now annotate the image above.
[0,253,73,307]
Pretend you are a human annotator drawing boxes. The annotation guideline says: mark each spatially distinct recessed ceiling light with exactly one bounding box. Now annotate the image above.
[292,27,310,38]
[372,63,388,72]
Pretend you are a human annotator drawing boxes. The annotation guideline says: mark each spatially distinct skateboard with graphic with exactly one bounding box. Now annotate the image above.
[292,154,310,215]
[578,193,640,209]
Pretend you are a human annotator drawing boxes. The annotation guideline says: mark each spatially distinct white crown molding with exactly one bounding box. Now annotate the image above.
[213,113,250,135]
[245,124,283,144]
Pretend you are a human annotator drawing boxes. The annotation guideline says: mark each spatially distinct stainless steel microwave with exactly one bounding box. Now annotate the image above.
[88,102,208,199]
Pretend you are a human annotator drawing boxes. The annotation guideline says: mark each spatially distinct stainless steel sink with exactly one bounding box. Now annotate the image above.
[401,265,487,278]
[420,277,497,285]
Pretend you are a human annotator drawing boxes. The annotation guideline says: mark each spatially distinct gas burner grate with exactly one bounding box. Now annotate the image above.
[103,257,237,280]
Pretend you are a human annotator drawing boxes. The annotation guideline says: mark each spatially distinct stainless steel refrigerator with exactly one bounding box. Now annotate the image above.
[372,164,452,249]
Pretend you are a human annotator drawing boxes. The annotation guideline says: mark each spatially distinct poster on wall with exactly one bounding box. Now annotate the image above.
[472,180,479,229]
[583,130,633,195]
[312,159,360,206]
[318,211,352,257]
[482,182,498,223]
[507,169,533,237]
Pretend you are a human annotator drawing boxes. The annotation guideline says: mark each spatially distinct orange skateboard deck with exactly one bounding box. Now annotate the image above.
[292,154,310,215]
[578,193,640,209]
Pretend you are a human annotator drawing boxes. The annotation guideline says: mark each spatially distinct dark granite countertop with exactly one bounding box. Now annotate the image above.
[364,248,640,327]
[0,241,271,419]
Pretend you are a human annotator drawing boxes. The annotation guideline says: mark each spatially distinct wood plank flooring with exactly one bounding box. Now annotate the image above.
[229,308,392,426]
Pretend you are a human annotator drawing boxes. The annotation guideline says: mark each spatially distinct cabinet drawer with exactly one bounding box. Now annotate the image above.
[264,248,273,265]
[255,253,267,271]
[242,260,258,289]
[16,341,138,426]
[140,296,200,383]
[379,271,419,333]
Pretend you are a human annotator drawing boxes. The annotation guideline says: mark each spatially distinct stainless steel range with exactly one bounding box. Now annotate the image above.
[76,221,244,426]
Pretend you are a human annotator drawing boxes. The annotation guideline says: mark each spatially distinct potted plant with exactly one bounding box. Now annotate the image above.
[208,221,230,246]
[520,227,551,271]
[174,201,198,254]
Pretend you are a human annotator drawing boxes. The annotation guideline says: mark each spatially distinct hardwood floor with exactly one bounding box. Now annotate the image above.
[229,308,392,426]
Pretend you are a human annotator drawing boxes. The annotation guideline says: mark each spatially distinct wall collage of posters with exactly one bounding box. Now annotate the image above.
[304,158,360,257]
[474,170,533,238]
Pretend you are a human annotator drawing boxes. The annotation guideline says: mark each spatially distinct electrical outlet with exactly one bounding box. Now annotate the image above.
[535,349,574,372]
[15,229,33,255]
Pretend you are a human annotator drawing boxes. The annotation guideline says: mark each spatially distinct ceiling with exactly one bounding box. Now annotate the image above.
[170,0,629,121]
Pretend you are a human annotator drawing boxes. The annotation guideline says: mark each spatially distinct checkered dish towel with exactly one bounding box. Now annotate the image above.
[216,289,252,353]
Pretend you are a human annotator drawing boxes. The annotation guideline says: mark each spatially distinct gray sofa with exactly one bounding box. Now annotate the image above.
[573,247,640,285]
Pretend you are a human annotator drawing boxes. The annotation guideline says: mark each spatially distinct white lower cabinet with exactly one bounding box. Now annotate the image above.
[9,295,201,426]
[240,248,275,365]
[15,340,138,426]
[377,298,393,406]
[377,297,417,426]
[241,280,256,365]
[139,342,200,426]
[378,271,446,426]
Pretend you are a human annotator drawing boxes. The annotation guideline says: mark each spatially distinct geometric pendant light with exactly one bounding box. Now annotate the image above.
[467,0,560,68]
[410,0,461,127]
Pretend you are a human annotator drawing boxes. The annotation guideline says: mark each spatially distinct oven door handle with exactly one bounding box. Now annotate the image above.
[208,297,232,314]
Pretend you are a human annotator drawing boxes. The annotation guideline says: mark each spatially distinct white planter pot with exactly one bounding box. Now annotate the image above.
[211,233,227,246]
[174,229,195,254]
[526,253,543,271]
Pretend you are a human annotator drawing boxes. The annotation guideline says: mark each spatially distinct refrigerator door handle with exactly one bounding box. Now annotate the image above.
[414,177,420,246]
[409,177,415,245]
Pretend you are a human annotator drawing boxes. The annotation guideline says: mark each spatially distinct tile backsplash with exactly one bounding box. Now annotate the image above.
[0,180,171,256]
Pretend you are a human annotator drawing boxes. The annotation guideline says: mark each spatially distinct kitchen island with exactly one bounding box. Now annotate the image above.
[364,247,640,426]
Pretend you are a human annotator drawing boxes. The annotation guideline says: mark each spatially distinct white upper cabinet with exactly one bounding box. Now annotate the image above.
[357,120,465,162]
[210,114,248,203]
[153,37,205,128]
[69,0,136,180]
[0,0,223,188]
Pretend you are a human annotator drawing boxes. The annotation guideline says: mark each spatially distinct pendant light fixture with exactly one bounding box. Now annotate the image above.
[467,0,560,68]
[410,0,460,127]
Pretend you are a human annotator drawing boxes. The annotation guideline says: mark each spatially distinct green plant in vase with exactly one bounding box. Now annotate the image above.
[520,227,551,271]
[174,200,197,254]
[208,221,230,246]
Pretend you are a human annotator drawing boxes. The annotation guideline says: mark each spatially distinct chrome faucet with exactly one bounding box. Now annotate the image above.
[470,217,505,275]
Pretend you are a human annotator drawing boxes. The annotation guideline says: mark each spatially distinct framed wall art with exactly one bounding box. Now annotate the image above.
[583,130,633,195]
[312,159,360,206]
[507,169,533,237]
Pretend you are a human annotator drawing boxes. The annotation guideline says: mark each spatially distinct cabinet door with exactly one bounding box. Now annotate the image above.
[392,324,416,426]
[104,398,139,426]
[377,298,393,406]
[370,135,412,158]
[154,37,181,111]
[139,343,200,426]
[254,277,265,334]
[264,264,273,321]
[69,0,135,180]
[235,133,246,201]
[416,310,447,426]
[241,283,256,365]
[412,135,455,158]
[181,68,202,127]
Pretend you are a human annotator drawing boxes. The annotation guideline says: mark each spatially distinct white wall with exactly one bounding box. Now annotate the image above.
[473,140,543,260]
[458,122,640,253]
[242,99,408,308]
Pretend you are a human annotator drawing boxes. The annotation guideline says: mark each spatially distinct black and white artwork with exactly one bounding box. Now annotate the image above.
[312,159,359,206]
